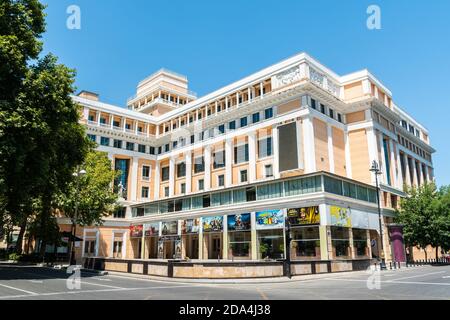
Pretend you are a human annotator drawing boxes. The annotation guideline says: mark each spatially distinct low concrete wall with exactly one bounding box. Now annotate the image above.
[83,258,374,279]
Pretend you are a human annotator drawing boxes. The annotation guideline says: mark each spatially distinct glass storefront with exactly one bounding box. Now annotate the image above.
[203,216,224,259]
[228,213,251,260]
[144,223,159,259]
[291,226,320,260]
[331,226,351,259]
[181,219,200,259]
[257,229,285,260]
[353,229,369,257]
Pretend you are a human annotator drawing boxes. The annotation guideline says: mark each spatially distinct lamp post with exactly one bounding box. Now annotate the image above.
[68,168,86,265]
[284,217,292,279]
[370,160,387,270]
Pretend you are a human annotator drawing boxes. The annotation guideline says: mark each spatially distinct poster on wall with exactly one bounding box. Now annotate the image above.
[129,225,143,238]
[227,213,251,231]
[330,206,352,227]
[174,239,182,259]
[161,221,178,235]
[255,210,285,230]
[287,207,320,226]
[157,239,164,259]
[181,218,200,234]
[350,209,370,229]
[202,216,223,232]
[144,223,159,237]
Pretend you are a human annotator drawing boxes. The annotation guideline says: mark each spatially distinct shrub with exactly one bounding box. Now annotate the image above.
[8,253,22,261]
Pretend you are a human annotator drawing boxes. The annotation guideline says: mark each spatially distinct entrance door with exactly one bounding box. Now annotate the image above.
[210,236,221,259]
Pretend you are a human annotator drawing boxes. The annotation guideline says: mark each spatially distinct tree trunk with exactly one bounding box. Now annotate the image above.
[15,219,28,255]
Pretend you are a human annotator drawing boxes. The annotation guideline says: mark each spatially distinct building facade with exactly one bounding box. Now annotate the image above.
[61,53,435,267]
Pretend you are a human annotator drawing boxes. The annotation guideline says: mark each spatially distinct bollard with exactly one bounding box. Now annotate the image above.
[398,261,401,269]
[389,262,392,270]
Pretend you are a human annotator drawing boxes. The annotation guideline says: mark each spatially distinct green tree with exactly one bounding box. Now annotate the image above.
[57,151,119,227]
[396,183,449,261]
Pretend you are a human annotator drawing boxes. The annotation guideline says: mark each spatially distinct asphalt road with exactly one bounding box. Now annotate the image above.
[0,263,449,300]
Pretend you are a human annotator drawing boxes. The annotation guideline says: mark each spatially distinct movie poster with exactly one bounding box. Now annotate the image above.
[174,239,182,259]
[330,206,352,227]
[255,210,284,230]
[202,216,223,232]
[157,239,164,259]
[287,207,320,226]
[227,213,251,231]
[129,225,143,238]
[161,221,178,235]
[143,223,159,237]
[181,218,200,234]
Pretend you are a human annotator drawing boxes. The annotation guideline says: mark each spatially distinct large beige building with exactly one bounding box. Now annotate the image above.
[57,53,435,272]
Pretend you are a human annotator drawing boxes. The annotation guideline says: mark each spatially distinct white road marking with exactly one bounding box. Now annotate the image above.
[28,280,43,284]
[442,276,450,279]
[390,280,450,286]
[0,283,38,295]
[80,281,123,289]
[386,271,446,282]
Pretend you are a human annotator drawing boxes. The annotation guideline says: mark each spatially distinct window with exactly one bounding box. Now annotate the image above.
[229,120,236,130]
[324,176,343,195]
[264,108,273,119]
[113,120,120,127]
[265,164,273,177]
[252,112,260,123]
[218,175,225,187]
[240,117,248,128]
[100,117,106,124]
[246,187,256,202]
[310,99,317,109]
[353,229,368,257]
[257,182,283,200]
[125,123,131,130]
[88,115,95,122]
[218,124,225,134]
[190,135,195,144]
[240,170,248,183]
[138,144,146,153]
[213,150,226,169]
[194,156,205,173]
[198,179,204,191]
[164,187,169,197]
[142,165,150,180]
[113,139,122,149]
[337,113,343,123]
[126,142,134,151]
[291,226,320,259]
[172,141,178,149]
[177,162,186,178]
[320,104,326,114]
[229,231,251,259]
[180,183,186,194]
[161,167,170,181]
[258,137,273,158]
[329,108,334,119]
[157,146,162,154]
[88,134,96,142]
[100,137,110,146]
[149,147,155,155]
[141,187,149,199]
[113,240,123,258]
[113,207,126,219]
[331,227,350,258]
[164,144,169,152]
[212,191,232,206]
[234,144,249,164]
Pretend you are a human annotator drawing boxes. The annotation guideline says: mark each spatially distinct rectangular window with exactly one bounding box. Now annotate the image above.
[310,99,316,109]
[100,137,110,146]
[329,108,334,119]
[149,147,155,155]
[190,135,195,144]
[141,187,149,199]
[218,175,225,187]
[198,179,204,191]
[291,226,321,260]
[88,134,96,142]
[331,227,350,258]
[218,124,225,134]
[161,167,170,181]
[164,144,170,152]
[229,120,236,130]
[213,150,226,169]
[177,162,186,178]
[88,115,95,122]
[265,164,273,178]
[113,207,126,219]
[324,176,343,195]
[211,191,232,206]
[113,139,122,149]
[194,156,205,173]
[258,137,273,158]
[240,117,248,128]
[337,113,343,123]
[353,229,368,257]
[240,170,248,183]
[126,142,134,151]
[252,112,260,123]
[180,183,186,194]
[257,182,283,200]
[138,144,146,153]
[264,108,273,119]
[234,144,249,164]
[142,166,150,180]
[164,187,169,197]
[100,117,106,124]
[157,146,162,154]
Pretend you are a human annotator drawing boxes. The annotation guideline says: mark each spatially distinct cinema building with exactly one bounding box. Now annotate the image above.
[62,53,435,278]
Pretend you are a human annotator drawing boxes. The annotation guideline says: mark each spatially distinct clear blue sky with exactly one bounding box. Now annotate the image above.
[41,0,450,186]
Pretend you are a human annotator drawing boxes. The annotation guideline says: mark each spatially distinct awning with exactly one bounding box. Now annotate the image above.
[61,231,83,242]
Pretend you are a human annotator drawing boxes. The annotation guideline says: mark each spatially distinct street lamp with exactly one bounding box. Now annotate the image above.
[284,217,292,279]
[369,160,387,270]
[68,168,86,265]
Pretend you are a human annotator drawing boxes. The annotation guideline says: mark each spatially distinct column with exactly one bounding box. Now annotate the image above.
[344,130,352,179]
[123,117,127,132]
[366,127,378,184]
[319,225,329,261]
[140,233,146,260]
[327,124,335,173]
[225,139,233,187]
[156,125,160,138]
[204,146,211,190]
[302,116,316,173]
[169,157,175,197]
[395,146,404,189]
[426,165,431,183]
[417,161,423,186]
[222,215,228,260]
[296,120,305,170]
[198,218,204,260]
[272,125,280,179]
[248,132,257,182]
[185,151,192,194]
[259,83,264,98]
[389,140,398,187]
[236,92,240,107]
[154,161,160,200]
[411,158,418,186]
[130,157,139,201]
[96,111,101,126]
[251,212,258,260]
[378,132,388,184]
[404,154,411,187]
